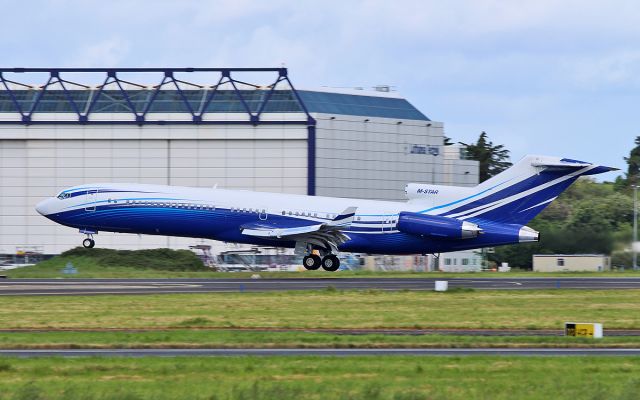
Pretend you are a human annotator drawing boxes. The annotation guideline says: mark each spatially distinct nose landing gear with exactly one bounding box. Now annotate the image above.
[79,229,97,249]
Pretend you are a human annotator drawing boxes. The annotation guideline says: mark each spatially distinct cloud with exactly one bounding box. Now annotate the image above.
[0,0,638,173]
[565,50,640,90]
[69,37,131,68]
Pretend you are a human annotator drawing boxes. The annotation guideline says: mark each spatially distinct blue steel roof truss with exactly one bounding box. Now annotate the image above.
[0,68,315,126]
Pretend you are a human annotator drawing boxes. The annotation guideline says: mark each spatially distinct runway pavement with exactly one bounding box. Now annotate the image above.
[0,277,640,296]
[1,348,640,357]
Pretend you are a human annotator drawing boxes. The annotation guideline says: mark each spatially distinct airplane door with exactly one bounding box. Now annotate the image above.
[259,208,268,220]
[85,189,97,211]
[382,213,393,232]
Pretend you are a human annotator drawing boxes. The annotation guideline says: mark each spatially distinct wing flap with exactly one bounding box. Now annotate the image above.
[242,224,323,238]
[240,207,357,250]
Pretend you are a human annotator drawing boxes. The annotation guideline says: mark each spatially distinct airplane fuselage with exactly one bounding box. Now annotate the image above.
[35,183,532,255]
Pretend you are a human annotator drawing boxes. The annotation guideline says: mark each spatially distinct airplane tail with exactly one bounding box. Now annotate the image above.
[438,155,617,225]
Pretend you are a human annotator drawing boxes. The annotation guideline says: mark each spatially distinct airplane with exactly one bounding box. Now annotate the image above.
[35,155,616,271]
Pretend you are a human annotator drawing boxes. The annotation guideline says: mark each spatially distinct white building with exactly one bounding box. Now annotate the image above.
[439,250,484,272]
[533,254,611,272]
[0,67,478,255]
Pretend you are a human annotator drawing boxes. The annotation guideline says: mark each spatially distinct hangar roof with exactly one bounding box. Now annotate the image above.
[0,89,428,120]
[298,91,428,120]
[0,68,429,124]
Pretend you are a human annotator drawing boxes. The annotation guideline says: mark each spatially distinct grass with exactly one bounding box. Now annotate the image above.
[8,254,640,278]
[0,330,640,349]
[1,290,639,330]
[0,356,639,399]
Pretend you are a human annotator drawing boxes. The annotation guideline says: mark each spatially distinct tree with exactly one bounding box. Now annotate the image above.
[462,131,512,182]
[624,136,640,186]
[492,179,631,269]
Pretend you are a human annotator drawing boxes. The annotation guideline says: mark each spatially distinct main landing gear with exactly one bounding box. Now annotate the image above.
[303,254,340,272]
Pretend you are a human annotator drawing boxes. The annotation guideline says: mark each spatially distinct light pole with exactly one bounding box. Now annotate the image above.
[634,185,638,270]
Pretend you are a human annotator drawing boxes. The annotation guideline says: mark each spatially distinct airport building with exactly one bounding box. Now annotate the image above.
[533,254,611,272]
[0,68,478,255]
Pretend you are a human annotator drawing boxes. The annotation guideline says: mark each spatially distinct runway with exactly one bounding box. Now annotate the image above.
[1,348,640,357]
[1,277,640,296]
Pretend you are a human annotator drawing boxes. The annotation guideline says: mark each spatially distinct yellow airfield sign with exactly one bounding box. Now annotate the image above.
[565,322,603,338]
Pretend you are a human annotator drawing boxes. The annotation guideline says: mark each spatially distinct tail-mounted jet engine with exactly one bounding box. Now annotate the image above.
[397,212,482,240]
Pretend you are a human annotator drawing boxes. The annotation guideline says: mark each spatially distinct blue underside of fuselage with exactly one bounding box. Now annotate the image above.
[44,205,527,254]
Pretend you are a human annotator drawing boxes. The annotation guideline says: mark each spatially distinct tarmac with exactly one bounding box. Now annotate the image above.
[1,277,640,296]
[1,348,639,357]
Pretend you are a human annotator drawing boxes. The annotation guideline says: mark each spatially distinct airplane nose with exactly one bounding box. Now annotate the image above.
[35,198,54,216]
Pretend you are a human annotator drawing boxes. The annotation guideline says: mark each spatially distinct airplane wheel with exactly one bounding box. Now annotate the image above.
[322,255,340,272]
[82,238,95,249]
[303,254,321,270]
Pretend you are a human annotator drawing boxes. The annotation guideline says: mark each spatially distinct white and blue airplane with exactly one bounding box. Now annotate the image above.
[35,155,615,271]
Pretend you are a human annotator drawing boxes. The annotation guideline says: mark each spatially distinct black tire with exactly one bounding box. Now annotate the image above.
[82,238,95,248]
[303,254,322,270]
[322,255,340,272]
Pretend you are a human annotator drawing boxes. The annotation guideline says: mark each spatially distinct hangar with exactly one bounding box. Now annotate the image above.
[0,67,478,254]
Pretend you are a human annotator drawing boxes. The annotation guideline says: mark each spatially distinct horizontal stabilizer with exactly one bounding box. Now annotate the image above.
[531,158,619,173]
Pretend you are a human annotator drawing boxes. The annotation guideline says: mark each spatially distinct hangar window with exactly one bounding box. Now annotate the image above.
[282,211,285,215]
[557,258,565,267]
[462,259,469,266]
[444,258,452,266]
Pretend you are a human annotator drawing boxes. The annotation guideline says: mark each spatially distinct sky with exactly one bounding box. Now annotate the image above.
[1,0,639,180]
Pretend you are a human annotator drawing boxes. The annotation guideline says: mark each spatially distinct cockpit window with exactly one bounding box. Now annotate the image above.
[57,192,71,200]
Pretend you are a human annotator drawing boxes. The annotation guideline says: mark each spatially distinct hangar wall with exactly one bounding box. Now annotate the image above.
[0,124,307,254]
[314,115,477,201]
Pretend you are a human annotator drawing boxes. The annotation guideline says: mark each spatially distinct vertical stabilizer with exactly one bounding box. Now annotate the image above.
[435,155,616,225]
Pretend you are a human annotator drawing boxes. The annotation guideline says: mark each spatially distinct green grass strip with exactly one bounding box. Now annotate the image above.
[0,356,639,399]
[1,290,639,330]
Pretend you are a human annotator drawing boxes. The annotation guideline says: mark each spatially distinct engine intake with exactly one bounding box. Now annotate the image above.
[397,212,481,240]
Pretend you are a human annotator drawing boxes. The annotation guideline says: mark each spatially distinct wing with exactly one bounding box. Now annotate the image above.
[241,207,357,253]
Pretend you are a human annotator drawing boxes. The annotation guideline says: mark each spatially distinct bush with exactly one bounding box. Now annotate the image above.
[61,247,205,271]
